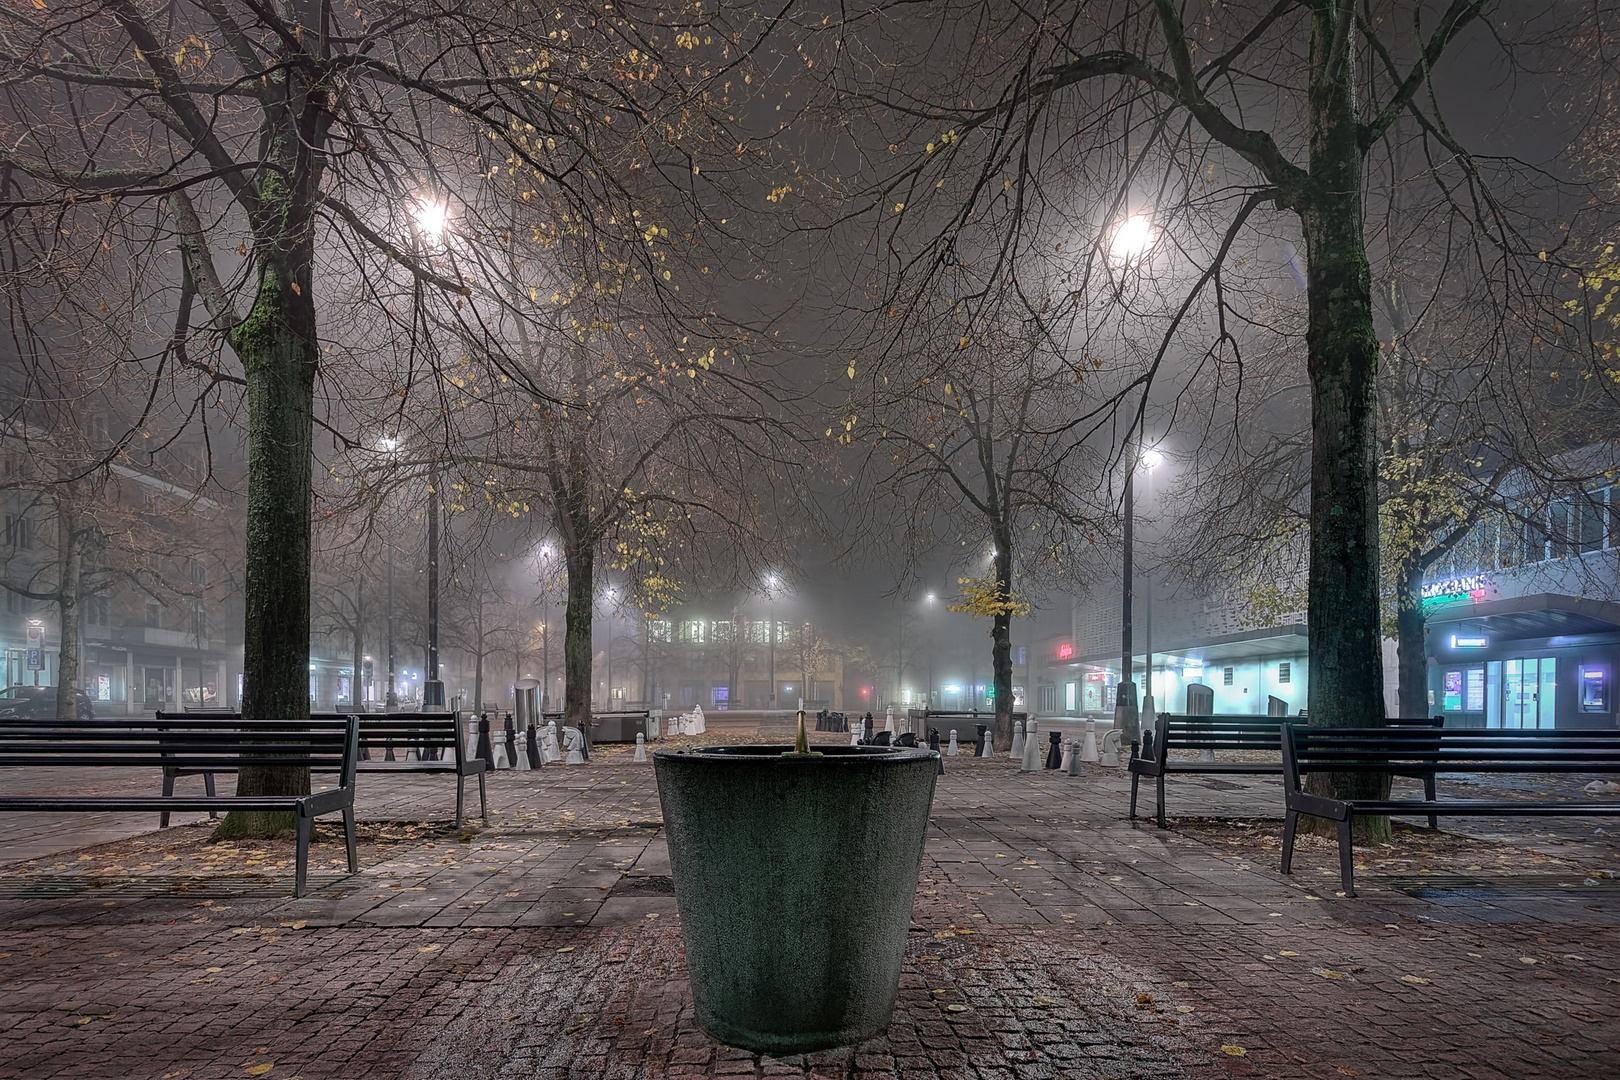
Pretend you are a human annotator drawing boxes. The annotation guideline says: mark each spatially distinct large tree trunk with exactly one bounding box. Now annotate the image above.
[217,260,318,840]
[54,499,83,720]
[1300,1,1390,841]
[989,538,1014,750]
[1395,560,1429,721]
[563,540,595,737]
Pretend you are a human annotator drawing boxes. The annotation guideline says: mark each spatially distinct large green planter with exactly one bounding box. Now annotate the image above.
[653,744,939,1055]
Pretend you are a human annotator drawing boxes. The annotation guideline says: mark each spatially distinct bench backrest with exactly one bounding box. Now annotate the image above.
[162,710,462,757]
[1159,714,1443,767]
[1282,724,1620,792]
[0,716,359,786]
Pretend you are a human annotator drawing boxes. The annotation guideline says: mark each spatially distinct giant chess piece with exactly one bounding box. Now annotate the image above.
[475,714,496,768]
[563,726,586,765]
[1021,720,1042,772]
[947,729,959,757]
[978,725,991,757]
[884,705,895,734]
[1067,740,1083,776]
[526,722,542,770]
[1099,728,1122,768]
[849,722,862,747]
[1059,738,1074,774]
[1009,720,1025,761]
[863,713,874,743]
[504,715,520,771]
[1081,719,1099,763]
[633,732,648,762]
[1045,729,1063,770]
[542,721,562,764]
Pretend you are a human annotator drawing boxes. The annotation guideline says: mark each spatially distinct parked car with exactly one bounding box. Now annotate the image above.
[0,685,97,720]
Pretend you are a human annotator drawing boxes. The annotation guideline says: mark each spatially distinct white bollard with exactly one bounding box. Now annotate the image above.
[1021,719,1042,772]
[1099,729,1122,768]
[1081,719,1099,763]
[1010,720,1025,761]
[633,732,648,763]
[947,730,959,756]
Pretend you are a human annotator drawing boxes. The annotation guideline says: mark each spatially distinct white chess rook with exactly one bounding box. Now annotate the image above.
[1020,719,1041,772]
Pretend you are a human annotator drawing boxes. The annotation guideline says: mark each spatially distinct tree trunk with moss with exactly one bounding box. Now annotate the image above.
[1298,1,1390,840]
[216,260,319,839]
[563,541,595,738]
[989,535,1015,751]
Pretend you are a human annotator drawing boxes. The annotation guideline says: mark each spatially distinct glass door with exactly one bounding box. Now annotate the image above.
[1501,657,1556,730]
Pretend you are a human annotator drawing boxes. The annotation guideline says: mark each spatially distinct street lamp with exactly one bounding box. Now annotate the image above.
[604,587,616,710]
[1114,441,1163,753]
[1140,448,1162,719]
[537,545,554,710]
[764,574,780,710]
[925,593,937,709]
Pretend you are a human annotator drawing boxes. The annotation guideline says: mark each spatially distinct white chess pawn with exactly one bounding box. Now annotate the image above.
[633,732,648,763]
[1081,719,1099,763]
[1009,720,1025,761]
[1021,719,1042,771]
[514,725,532,771]
[1059,738,1073,773]
[979,728,992,756]
[542,721,561,764]
[1067,740,1082,776]
[849,724,862,747]
[947,730,959,756]
[884,706,895,734]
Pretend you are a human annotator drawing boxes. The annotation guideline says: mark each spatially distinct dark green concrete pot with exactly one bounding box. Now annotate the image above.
[653,744,939,1056]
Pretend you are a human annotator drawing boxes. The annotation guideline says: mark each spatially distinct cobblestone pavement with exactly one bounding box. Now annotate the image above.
[1,724,1617,1079]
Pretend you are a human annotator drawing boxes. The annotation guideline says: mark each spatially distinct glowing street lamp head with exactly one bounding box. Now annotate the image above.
[1110,214,1155,262]
[1141,448,1164,470]
[413,199,449,240]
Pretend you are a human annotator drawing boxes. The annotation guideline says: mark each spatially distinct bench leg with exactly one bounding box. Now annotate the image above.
[478,770,488,821]
[161,770,175,829]
[1337,817,1356,898]
[1156,773,1168,829]
[1129,773,1139,819]
[455,773,465,830]
[1281,810,1298,875]
[1425,776,1438,829]
[204,772,218,819]
[342,804,358,873]
[294,812,312,899]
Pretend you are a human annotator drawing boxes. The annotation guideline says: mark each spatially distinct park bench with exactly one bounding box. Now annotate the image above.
[1130,714,1444,828]
[0,716,358,897]
[157,711,486,827]
[1281,725,1620,896]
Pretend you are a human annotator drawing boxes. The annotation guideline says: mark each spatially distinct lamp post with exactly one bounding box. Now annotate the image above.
[1108,213,1157,754]
[925,592,936,709]
[538,545,553,710]
[764,574,779,711]
[423,459,445,709]
[1140,448,1163,719]
[604,587,615,710]
[385,543,398,712]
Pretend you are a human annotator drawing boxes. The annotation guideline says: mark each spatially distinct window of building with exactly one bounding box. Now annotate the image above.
[646,619,671,642]
[680,620,705,644]
[1223,666,1234,686]
[186,558,207,587]
[190,602,208,640]
[1278,661,1291,684]
[145,600,162,628]
[4,514,32,549]
[4,589,23,615]
[85,595,109,625]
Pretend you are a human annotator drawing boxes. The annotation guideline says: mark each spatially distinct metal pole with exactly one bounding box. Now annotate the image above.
[385,544,398,711]
[540,595,549,710]
[1113,442,1139,752]
[768,605,776,710]
[423,464,445,708]
[1143,462,1154,719]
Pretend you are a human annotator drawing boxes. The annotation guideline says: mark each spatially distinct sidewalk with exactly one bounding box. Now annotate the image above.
[0,739,1615,1079]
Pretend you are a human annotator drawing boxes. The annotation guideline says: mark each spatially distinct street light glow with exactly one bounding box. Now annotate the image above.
[1141,448,1164,470]
[1110,214,1155,261]
[413,199,449,239]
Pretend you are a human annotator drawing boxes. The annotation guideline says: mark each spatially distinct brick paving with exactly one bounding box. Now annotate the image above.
[0,721,1616,1079]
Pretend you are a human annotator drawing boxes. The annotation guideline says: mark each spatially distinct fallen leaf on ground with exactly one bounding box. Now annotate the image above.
[245,1065,274,1077]
[1314,969,1347,980]
[417,945,439,953]
[1222,1045,1247,1056]
[945,1004,967,1012]
[1399,975,1431,985]
[1520,957,1538,965]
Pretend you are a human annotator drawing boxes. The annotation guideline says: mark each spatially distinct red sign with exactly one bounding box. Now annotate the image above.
[1057,643,1074,659]
[1086,672,1105,682]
